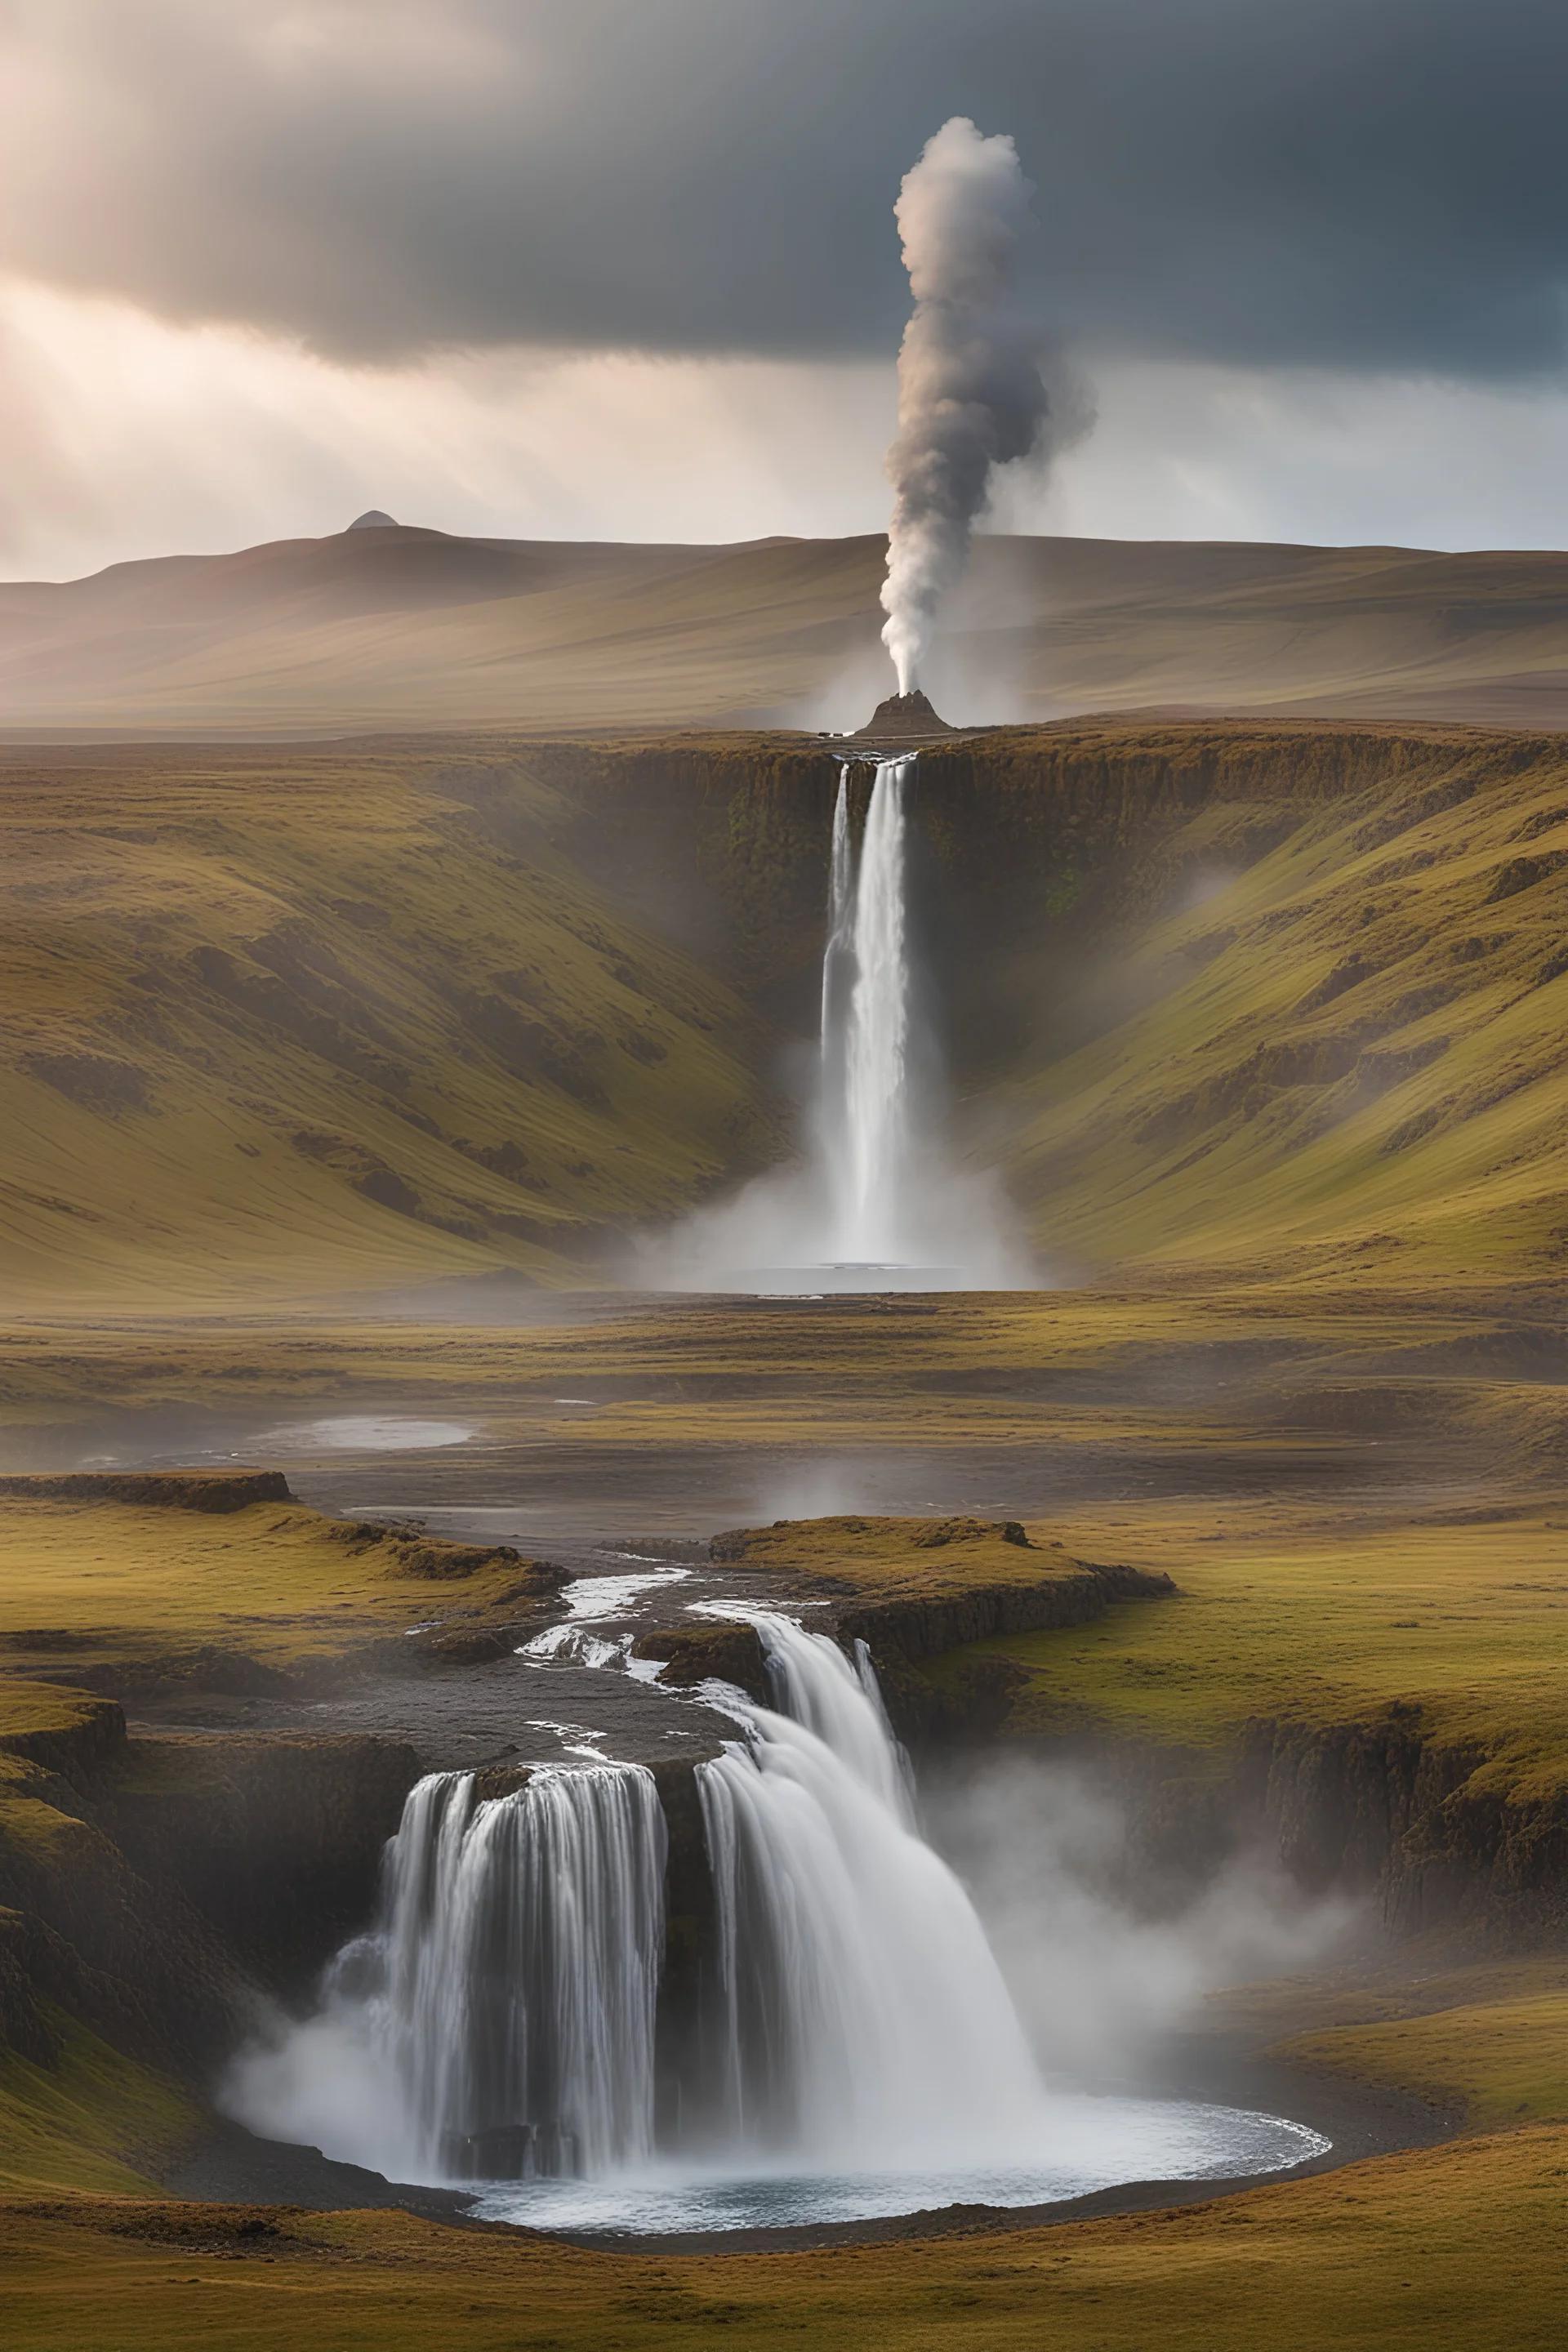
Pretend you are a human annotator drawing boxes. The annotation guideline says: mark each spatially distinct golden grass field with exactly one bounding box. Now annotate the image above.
[920,1510,1568,1803]
[2,2129,1565,2350]
[0,1490,546,1684]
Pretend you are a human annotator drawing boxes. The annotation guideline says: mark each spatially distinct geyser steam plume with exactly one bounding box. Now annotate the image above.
[880,117,1049,696]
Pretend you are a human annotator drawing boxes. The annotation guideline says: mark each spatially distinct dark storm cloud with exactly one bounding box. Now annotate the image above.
[4,0,1568,379]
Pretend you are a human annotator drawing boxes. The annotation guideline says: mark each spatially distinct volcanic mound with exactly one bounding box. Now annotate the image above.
[852,688,957,743]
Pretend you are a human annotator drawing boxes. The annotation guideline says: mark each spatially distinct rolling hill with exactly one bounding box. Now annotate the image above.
[7,525,1568,734]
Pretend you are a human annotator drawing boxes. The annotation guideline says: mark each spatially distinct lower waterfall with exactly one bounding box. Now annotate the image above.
[227,1617,1330,2221]
[696,1611,1042,2162]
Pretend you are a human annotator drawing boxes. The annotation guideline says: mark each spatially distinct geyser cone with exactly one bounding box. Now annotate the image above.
[853,689,955,744]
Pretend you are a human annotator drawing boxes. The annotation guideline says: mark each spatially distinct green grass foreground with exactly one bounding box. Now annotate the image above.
[2,2128,1565,2351]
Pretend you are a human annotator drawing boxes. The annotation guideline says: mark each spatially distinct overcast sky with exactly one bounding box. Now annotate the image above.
[7,0,1568,577]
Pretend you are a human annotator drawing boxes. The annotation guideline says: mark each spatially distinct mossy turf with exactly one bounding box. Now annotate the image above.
[920,1507,1568,1811]
[1279,1990,1568,2130]
[0,1490,546,1687]
[712,1512,1084,1601]
[1,2129,1564,2350]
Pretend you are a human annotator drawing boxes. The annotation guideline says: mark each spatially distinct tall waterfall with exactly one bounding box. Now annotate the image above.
[697,1611,1043,2162]
[816,756,918,1265]
[646,745,1031,1290]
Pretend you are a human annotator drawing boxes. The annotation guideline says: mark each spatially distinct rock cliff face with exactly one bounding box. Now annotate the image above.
[1241,1712,1568,1938]
[102,1734,422,1990]
[0,1699,246,2074]
[0,1689,424,2078]
[0,1471,292,1514]
[521,719,1472,1048]
[631,1623,770,1706]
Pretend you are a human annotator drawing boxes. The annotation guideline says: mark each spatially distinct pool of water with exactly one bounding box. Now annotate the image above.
[466,2096,1330,2235]
[252,1414,476,1454]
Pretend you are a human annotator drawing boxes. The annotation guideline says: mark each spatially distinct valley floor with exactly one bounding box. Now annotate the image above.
[0,1280,1564,2342]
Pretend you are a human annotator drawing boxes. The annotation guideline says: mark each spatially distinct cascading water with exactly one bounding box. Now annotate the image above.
[696,1611,1043,2161]
[228,1762,666,2185]
[380,1766,666,2179]
[228,1613,1328,2226]
[645,744,1034,1289]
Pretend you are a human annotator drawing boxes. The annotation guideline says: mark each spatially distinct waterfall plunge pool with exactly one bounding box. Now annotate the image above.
[463,2100,1329,2235]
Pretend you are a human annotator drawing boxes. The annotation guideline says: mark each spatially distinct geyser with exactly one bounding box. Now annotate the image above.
[880,117,1052,695]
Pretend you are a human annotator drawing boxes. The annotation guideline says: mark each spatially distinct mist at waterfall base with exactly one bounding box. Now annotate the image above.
[226,1612,1328,2234]
[923,1754,1358,2081]
[644,755,1032,1293]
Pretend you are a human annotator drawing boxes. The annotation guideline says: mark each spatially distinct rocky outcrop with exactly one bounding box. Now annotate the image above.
[0,1690,127,1785]
[838,1561,1174,1666]
[0,1757,245,2072]
[631,1624,770,1706]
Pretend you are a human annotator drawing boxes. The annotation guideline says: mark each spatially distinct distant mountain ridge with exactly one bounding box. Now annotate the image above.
[5,523,1568,735]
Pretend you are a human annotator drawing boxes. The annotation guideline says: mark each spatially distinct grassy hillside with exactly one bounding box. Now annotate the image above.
[917,722,1568,1285]
[14,523,1568,732]
[918,1506,1568,1838]
[0,740,782,1305]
